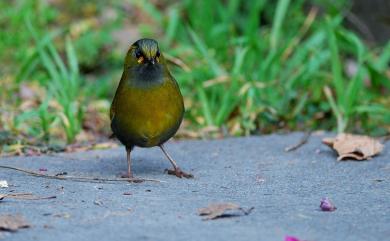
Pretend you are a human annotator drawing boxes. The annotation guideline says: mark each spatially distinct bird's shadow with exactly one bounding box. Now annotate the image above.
[100,155,168,177]
[132,157,168,175]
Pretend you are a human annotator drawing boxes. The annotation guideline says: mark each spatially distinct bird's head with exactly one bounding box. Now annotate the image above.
[123,38,166,84]
[125,38,163,68]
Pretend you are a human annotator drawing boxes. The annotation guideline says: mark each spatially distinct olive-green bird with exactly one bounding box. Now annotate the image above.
[110,38,192,179]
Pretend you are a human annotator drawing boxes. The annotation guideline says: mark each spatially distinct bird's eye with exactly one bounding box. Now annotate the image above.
[135,49,144,64]
[135,49,142,58]
[156,50,160,57]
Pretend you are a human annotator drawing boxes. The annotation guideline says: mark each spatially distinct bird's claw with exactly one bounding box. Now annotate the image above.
[165,168,194,179]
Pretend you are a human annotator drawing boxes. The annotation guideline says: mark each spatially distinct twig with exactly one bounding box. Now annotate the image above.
[0,193,56,200]
[285,131,312,152]
[0,165,163,183]
[202,75,230,88]
[282,7,318,60]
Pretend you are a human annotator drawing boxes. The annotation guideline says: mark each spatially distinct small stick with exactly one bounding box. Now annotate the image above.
[164,54,191,72]
[0,165,163,183]
[1,193,57,200]
[285,131,312,152]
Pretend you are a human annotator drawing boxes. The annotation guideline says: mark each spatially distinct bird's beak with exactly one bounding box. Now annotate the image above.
[149,58,156,65]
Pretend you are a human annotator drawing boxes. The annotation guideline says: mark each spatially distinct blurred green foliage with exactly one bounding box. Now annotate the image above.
[0,0,389,150]
[141,0,390,135]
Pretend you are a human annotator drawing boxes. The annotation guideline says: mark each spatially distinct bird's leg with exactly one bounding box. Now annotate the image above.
[159,144,193,178]
[121,146,133,178]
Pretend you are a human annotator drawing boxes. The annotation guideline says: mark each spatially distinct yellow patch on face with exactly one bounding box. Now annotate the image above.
[156,56,160,63]
[137,56,144,64]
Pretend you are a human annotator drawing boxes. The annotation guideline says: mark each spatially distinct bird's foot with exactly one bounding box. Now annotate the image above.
[165,168,194,178]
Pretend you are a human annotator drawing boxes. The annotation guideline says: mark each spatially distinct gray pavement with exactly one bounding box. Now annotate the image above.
[0,132,389,241]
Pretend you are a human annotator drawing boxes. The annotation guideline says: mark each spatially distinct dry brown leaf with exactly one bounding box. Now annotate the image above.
[322,133,384,161]
[0,214,30,232]
[198,203,253,220]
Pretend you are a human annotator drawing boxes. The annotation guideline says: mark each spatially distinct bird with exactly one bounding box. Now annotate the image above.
[110,38,193,179]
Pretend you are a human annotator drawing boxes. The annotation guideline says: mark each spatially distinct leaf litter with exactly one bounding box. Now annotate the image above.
[0,214,30,232]
[322,133,384,161]
[198,203,254,220]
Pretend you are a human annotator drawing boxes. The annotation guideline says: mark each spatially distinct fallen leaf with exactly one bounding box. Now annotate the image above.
[322,133,384,161]
[198,203,254,220]
[0,180,8,188]
[0,214,30,232]
[320,197,337,212]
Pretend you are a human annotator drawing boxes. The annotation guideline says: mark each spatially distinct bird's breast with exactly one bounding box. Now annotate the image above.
[112,78,184,147]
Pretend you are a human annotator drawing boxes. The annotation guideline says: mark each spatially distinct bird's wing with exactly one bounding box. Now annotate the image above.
[110,103,115,121]
[110,73,127,121]
[108,100,116,139]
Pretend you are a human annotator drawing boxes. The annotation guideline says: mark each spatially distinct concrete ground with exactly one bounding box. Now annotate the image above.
[0,133,389,241]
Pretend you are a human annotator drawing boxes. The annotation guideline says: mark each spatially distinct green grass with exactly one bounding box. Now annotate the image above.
[26,20,84,143]
[0,0,389,151]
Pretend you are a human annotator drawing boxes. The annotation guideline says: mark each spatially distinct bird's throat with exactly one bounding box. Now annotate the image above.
[126,64,164,88]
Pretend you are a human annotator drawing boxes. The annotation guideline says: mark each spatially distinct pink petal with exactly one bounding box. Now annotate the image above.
[320,197,337,211]
[285,236,301,241]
